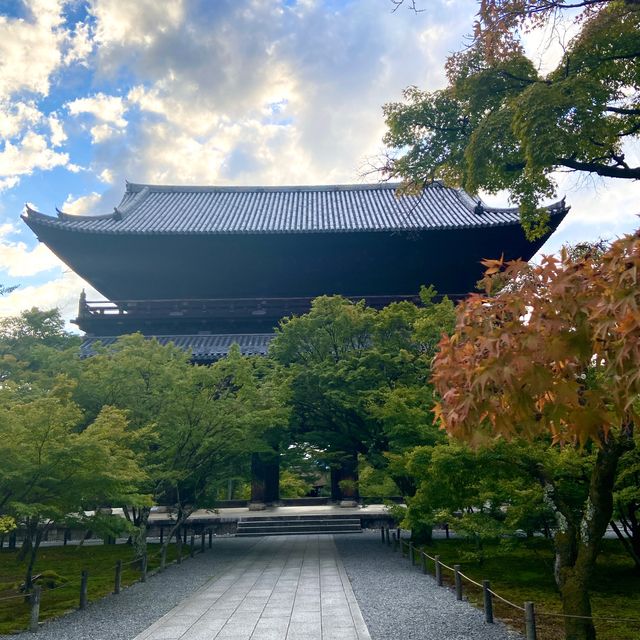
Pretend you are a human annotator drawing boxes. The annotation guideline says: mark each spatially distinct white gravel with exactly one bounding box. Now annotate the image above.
[334,531,523,640]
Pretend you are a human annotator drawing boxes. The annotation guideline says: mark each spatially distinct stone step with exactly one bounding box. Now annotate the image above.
[236,529,363,537]
[236,517,362,537]
[238,523,361,533]
[238,518,360,527]
[240,514,362,522]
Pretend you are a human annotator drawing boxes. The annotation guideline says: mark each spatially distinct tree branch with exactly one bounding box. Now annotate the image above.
[557,157,640,178]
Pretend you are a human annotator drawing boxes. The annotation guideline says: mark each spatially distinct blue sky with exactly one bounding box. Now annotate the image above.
[0,0,638,327]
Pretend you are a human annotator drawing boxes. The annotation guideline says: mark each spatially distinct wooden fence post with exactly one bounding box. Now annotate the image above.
[200,531,205,553]
[160,545,167,572]
[483,580,493,623]
[79,569,88,609]
[385,527,391,546]
[190,534,195,558]
[524,602,537,640]
[177,535,182,564]
[140,553,147,582]
[380,527,385,543]
[409,543,415,565]
[392,531,398,552]
[454,564,462,600]
[114,560,122,594]
[208,529,213,549]
[159,526,164,545]
[29,586,41,632]
[435,555,442,586]
[421,552,428,575]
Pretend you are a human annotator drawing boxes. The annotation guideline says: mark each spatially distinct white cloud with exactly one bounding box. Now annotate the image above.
[48,112,67,146]
[66,92,127,126]
[63,19,94,66]
[0,223,61,277]
[0,270,102,331]
[0,0,66,100]
[0,131,69,190]
[62,191,102,214]
[0,100,43,139]
[66,92,128,143]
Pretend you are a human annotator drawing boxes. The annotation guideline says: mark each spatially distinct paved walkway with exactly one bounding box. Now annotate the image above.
[134,535,370,640]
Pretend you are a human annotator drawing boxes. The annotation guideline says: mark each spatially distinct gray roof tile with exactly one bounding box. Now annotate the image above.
[23,182,567,235]
[81,333,274,360]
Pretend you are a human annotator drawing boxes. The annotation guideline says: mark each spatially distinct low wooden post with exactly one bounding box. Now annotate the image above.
[140,553,147,582]
[421,552,428,575]
[396,527,401,542]
[29,586,41,632]
[385,527,390,546]
[454,564,462,600]
[409,543,415,565]
[190,534,195,558]
[79,569,88,609]
[160,545,167,572]
[63,529,69,546]
[524,602,537,640]
[114,560,122,594]
[177,536,182,564]
[483,580,494,623]
[392,531,398,552]
[159,526,164,545]
[208,529,213,549]
[200,531,205,553]
[380,527,385,543]
[435,555,442,586]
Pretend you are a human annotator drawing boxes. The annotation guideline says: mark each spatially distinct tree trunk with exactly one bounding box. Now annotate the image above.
[550,432,633,640]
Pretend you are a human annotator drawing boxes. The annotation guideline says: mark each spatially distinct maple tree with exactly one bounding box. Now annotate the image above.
[432,230,639,640]
[383,0,640,239]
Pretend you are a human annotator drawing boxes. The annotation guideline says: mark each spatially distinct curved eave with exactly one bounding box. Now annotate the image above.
[22,202,569,236]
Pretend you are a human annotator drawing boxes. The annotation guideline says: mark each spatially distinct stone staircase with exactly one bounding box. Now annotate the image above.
[236,514,362,537]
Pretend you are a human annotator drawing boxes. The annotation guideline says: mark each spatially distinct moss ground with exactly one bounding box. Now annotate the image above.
[0,542,181,634]
[415,537,640,640]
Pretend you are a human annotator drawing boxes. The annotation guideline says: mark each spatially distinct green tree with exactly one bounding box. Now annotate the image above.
[0,380,147,590]
[432,232,639,640]
[382,0,639,238]
[271,290,454,502]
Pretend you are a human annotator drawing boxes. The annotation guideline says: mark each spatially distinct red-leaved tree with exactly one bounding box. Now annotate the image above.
[432,230,639,640]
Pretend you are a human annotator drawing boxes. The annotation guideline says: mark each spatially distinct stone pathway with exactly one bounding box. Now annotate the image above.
[133,535,370,640]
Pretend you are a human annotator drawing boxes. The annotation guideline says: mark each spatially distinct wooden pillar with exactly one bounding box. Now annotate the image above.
[330,452,359,506]
[250,452,280,509]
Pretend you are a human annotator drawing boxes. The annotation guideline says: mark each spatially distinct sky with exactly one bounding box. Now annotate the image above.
[0,0,638,329]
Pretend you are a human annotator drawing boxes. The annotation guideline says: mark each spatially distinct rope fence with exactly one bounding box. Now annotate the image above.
[385,527,640,640]
[1,526,217,633]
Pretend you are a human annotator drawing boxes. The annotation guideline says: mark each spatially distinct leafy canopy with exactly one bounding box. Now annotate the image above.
[383,0,640,239]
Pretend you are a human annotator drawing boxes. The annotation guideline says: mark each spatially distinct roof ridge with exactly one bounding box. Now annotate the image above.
[124,181,426,194]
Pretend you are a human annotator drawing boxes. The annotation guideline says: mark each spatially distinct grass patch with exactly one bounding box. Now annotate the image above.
[0,542,183,634]
[415,538,640,640]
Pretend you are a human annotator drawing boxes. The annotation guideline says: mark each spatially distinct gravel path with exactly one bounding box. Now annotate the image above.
[334,532,522,640]
[1,538,260,640]
[2,532,524,640]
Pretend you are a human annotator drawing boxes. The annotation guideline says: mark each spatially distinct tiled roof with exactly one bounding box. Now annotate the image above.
[23,182,567,235]
[81,333,274,360]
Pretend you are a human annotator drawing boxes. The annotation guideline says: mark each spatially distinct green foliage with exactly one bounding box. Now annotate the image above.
[279,470,313,498]
[271,293,455,496]
[383,1,640,239]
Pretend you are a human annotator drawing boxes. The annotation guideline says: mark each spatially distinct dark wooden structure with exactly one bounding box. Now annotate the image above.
[22,181,568,505]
